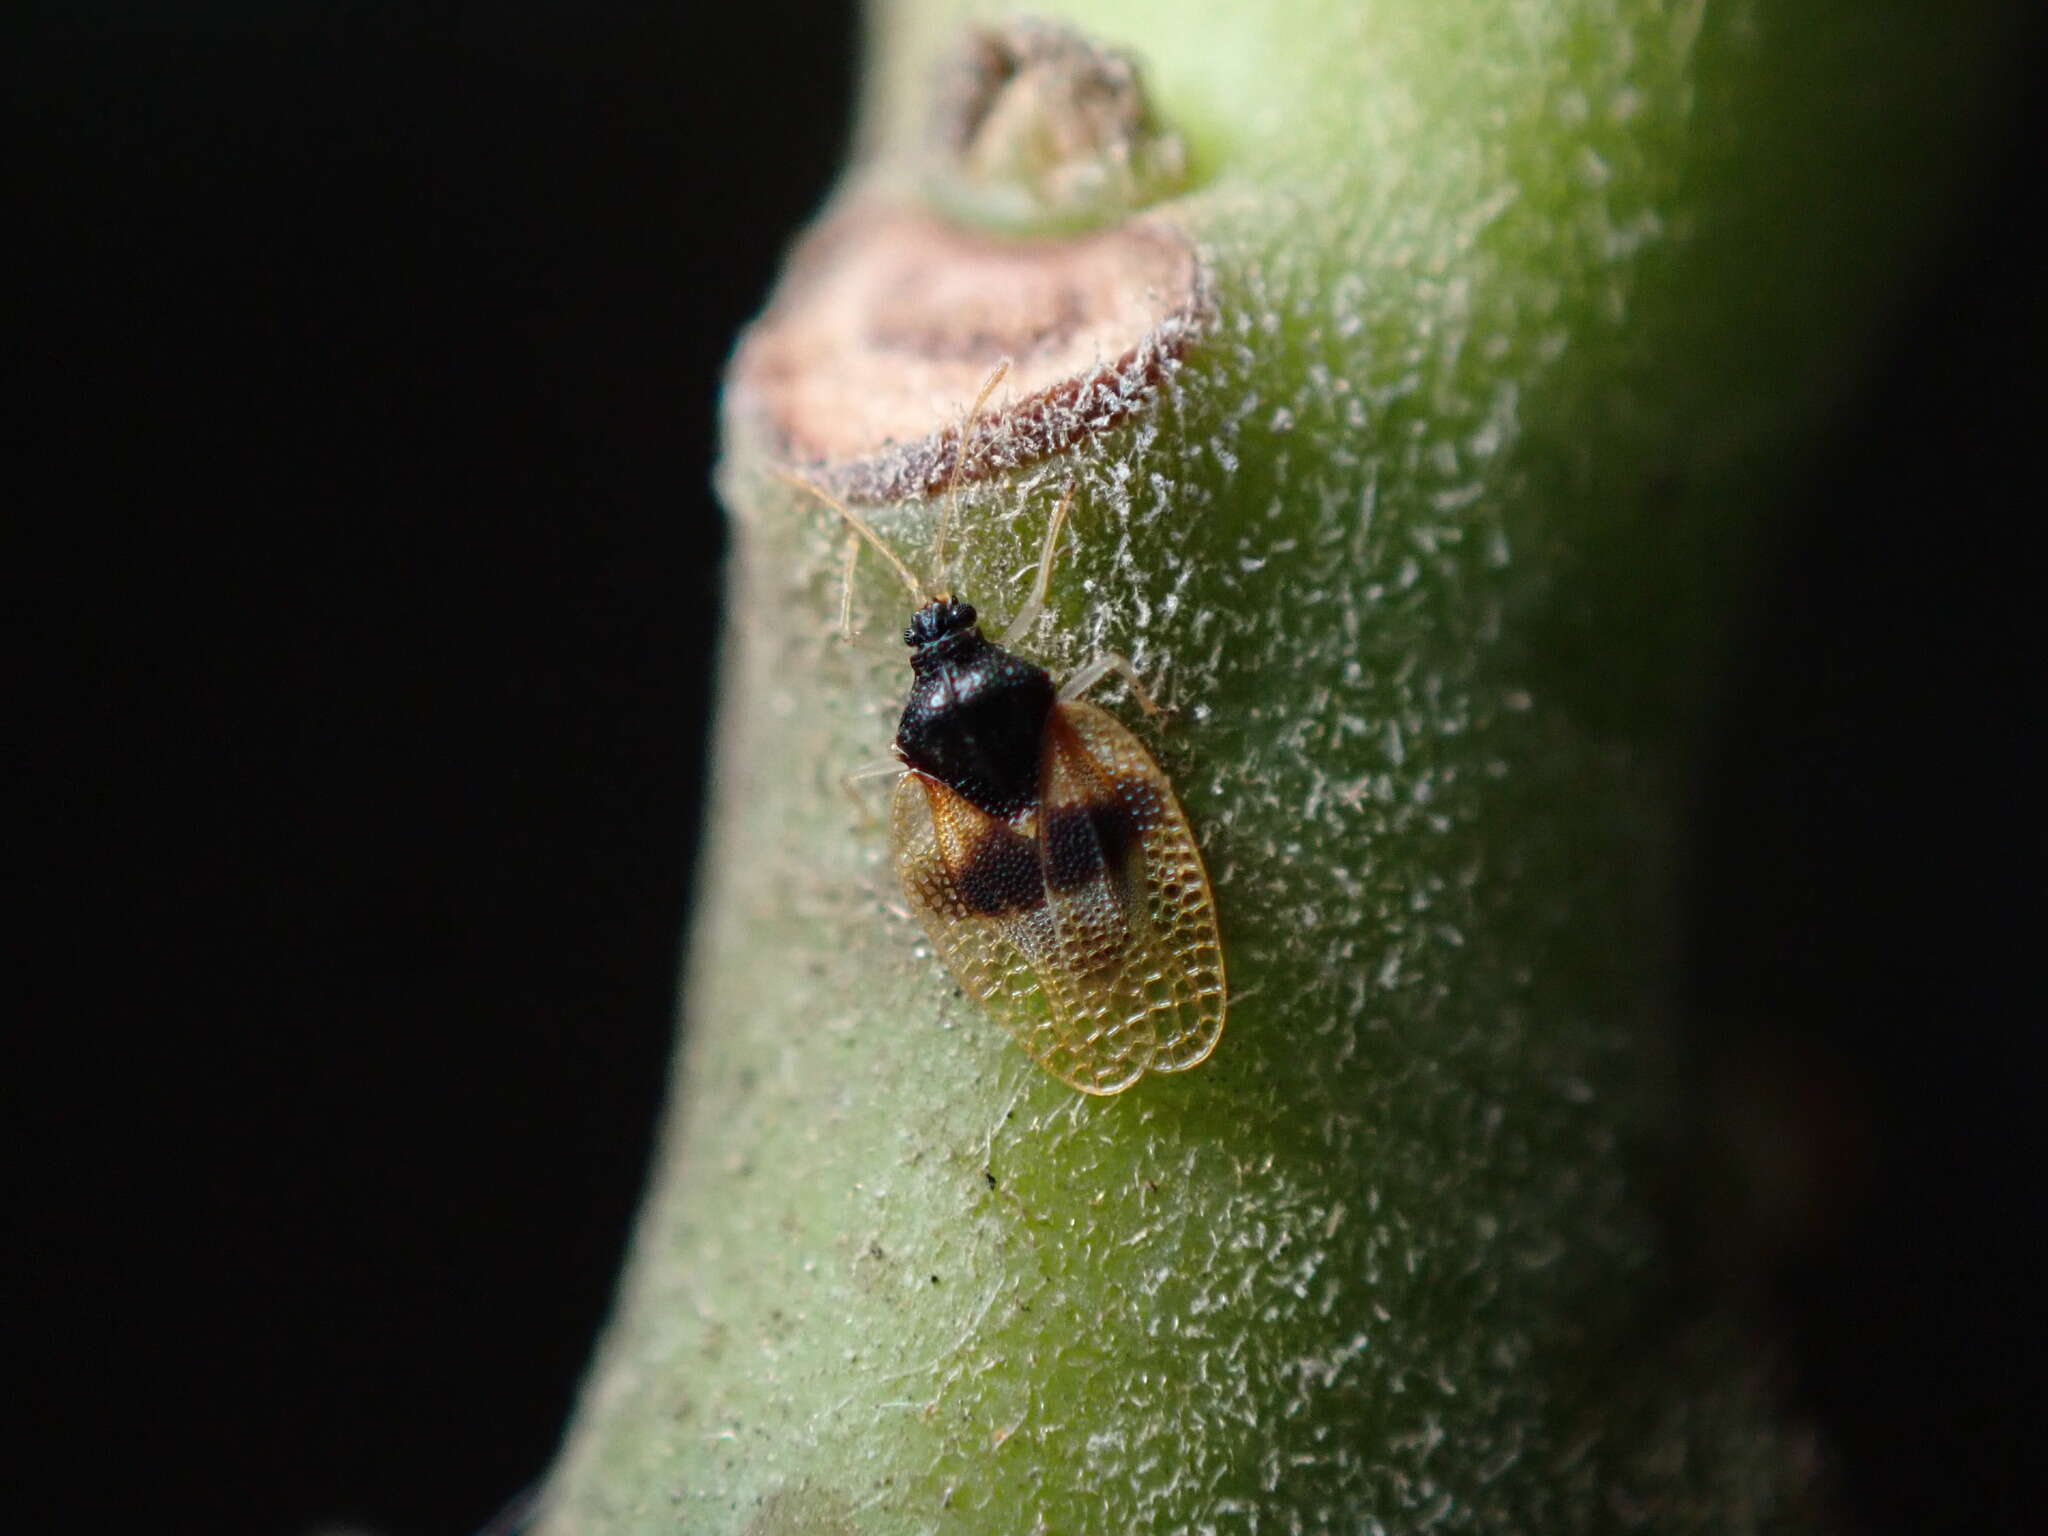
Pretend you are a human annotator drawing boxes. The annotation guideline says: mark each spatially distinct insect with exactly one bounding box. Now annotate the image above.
[779,370,1225,1094]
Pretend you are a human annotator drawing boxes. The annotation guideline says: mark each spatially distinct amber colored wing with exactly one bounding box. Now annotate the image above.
[890,771,1149,1095]
[1039,702,1227,1076]
[1027,710,1162,1090]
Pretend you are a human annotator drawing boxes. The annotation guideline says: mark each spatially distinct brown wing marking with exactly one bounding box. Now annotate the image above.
[1045,702,1226,1075]
[1031,712,1161,1091]
[890,772,1146,1095]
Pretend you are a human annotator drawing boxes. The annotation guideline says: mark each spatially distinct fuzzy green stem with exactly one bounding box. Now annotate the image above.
[538,2,2023,1530]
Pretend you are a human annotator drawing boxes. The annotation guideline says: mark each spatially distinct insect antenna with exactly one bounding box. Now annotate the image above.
[774,467,928,605]
[930,358,1011,597]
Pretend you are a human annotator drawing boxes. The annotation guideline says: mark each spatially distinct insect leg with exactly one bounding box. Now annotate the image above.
[837,633,907,661]
[828,527,915,656]
[1058,651,1163,717]
[840,759,903,821]
[997,480,1075,649]
[837,529,860,643]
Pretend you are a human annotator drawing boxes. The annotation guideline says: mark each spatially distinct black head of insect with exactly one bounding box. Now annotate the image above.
[896,594,1056,820]
[903,596,979,650]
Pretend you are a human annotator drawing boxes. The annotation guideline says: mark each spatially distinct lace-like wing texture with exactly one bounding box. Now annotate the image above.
[1045,703,1226,1075]
[888,701,1224,1095]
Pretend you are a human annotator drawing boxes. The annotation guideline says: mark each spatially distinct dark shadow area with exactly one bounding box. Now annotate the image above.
[12,7,851,1534]
[1683,38,2046,1531]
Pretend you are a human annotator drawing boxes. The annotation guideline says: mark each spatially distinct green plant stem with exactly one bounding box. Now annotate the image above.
[538,2,2025,1530]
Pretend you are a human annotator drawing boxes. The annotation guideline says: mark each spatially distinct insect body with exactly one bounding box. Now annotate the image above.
[781,397,1225,1094]
[889,587,1225,1093]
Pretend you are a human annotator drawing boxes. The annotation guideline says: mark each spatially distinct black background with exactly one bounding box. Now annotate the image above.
[16,6,853,1534]
[11,6,2040,1534]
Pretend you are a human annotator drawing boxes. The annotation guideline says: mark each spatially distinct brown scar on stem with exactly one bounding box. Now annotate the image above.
[725,198,1210,504]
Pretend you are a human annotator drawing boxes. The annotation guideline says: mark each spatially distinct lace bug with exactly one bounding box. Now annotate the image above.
[780,367,1224,1094]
